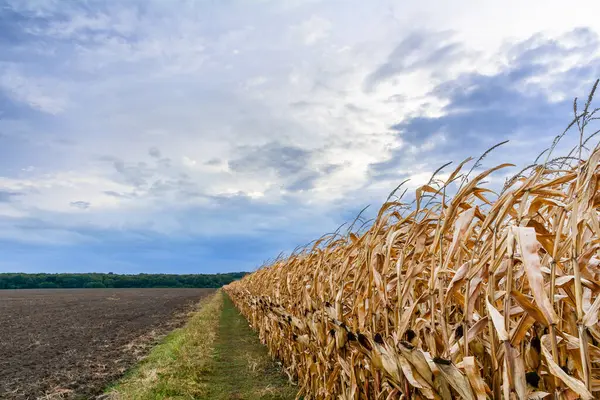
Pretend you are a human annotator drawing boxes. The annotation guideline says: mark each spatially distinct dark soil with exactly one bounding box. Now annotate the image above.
[0,288,214,400]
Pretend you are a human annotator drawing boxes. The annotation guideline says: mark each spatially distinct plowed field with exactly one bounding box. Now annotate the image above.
[0,288,214,400]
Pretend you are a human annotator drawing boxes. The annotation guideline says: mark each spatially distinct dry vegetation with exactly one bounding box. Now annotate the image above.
[225,81,600,399]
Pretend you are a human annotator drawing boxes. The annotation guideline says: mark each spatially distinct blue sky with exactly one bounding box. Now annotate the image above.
[1,0,600,274]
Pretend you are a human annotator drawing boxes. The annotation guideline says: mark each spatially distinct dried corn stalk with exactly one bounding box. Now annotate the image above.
[225,82,600,400]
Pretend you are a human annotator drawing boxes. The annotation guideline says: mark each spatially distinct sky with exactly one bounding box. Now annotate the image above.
[1,0,600,274]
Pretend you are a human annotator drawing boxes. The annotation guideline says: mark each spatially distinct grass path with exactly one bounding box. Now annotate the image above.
[203,295,297,400]
[108,291,297,400]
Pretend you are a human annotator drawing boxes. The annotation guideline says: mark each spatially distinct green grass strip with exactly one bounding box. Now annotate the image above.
[108,291,297,400]
[202,294,297,400]
[108,290,223,399]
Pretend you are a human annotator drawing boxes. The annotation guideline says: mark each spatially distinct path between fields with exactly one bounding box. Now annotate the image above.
[203,294,297,400]
[109,291,297,400]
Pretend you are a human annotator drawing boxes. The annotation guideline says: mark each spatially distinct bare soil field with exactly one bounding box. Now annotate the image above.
[0,288,214,400]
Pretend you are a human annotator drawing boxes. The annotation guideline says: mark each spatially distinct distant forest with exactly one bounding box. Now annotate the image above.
[0,272,248,289]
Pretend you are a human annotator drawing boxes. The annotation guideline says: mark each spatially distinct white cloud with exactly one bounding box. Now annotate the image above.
[182,156,197,168]
[0,66,68,114]
[1,0,600,250]
[293,16,331,45]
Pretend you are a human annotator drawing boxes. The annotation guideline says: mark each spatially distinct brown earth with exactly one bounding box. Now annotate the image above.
[0,288,214,400]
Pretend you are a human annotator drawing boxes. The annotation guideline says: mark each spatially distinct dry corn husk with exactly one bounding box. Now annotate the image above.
[225,82,600,399]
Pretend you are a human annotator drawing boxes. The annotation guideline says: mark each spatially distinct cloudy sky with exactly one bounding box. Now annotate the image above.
[1,0,600,274]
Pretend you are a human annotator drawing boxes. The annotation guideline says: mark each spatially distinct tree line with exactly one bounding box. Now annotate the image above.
[0,272,248,289]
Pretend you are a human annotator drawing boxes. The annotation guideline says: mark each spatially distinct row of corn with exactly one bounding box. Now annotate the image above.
[225,84,600,399]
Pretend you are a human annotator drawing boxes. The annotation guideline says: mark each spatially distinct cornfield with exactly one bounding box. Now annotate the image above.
[225,81,600,400]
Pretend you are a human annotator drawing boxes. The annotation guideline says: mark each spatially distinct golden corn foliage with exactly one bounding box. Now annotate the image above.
[225,82,600,400]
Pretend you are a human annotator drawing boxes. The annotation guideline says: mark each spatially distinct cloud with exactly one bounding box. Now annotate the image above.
[228,142,311,177]
[112,159,153,188]
[1,0,600,273]
[205,158,221,166]
[148,147,161,158]
[0,67,68,114]
[70,201,91,209]
[0,190,23,203]
[291,174,327,193]
[103,190,134,199]
[364,32,467,91]
[293,15,331,45]
[368,28,600,186]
